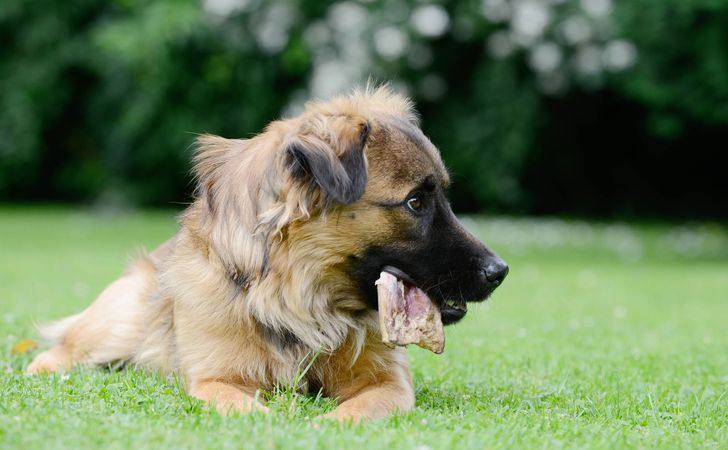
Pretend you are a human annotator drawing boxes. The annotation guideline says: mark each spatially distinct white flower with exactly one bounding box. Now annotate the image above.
[411,5,450,38]
[481,0,511,23]
[602,39,638,71]
[512,0,552,45]
[202,0,250,19]
[529,41,562,73]
[254,4,296,54]
[311,61,353,98]
[303,21,331,47]
[374,26,409,60]
[328,1,368,35]
[580,0,613,18]
[560,15,592,45]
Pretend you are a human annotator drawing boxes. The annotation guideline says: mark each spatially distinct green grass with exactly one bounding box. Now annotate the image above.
[1,206,727,449]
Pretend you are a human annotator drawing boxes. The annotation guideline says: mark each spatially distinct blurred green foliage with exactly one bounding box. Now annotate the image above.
[1,0,726,216]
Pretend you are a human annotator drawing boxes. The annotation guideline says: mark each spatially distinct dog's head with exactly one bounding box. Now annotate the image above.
[340,120,509,325]
[193,86,507,332]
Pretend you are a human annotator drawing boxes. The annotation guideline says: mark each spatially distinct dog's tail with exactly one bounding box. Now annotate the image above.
[35,312,84,346]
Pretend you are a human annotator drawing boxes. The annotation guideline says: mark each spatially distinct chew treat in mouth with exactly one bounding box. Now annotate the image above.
[375,270,445,354]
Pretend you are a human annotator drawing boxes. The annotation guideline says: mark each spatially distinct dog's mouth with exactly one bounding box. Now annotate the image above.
[382,266,467,325]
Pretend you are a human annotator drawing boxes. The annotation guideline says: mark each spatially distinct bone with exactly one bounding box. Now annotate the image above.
[376,271,445,354]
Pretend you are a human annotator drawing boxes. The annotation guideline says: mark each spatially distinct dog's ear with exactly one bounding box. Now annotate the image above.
[286,115,370,205]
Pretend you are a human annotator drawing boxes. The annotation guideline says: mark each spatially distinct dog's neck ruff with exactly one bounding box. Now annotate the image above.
[221,260,371,359]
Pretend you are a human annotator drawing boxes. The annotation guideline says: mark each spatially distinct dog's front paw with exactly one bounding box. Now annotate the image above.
[317,408,364,424]
[189,380,269,415]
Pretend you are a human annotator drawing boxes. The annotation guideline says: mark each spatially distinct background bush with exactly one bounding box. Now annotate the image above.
[1,0,726,217]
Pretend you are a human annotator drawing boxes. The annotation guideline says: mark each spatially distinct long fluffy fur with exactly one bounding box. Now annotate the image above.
[29,85,418,420]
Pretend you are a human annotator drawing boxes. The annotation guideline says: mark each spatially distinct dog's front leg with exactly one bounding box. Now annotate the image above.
[325,376,415,422]
[189,380,268,415]
[322,346,415,422]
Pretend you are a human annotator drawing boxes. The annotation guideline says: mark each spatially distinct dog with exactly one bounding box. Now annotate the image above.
[27,86,508,421]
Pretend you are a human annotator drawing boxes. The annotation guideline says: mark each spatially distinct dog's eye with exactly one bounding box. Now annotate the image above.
[406,195,423,212]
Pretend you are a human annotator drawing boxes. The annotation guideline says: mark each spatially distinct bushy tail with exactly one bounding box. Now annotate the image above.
[35,312,83,346]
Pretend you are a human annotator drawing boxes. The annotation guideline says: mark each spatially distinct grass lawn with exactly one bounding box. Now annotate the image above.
[1,205,727,449]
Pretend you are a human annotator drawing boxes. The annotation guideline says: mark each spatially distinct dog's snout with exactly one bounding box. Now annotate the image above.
[483,258,509,285]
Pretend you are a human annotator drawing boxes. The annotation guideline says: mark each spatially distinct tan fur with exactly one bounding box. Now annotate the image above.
[27,86,448,422]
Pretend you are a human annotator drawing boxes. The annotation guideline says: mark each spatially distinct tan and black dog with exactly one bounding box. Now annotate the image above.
[27,86,508,421]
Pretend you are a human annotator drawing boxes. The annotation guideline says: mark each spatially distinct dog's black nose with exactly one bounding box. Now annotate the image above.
[483,258,509,285]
